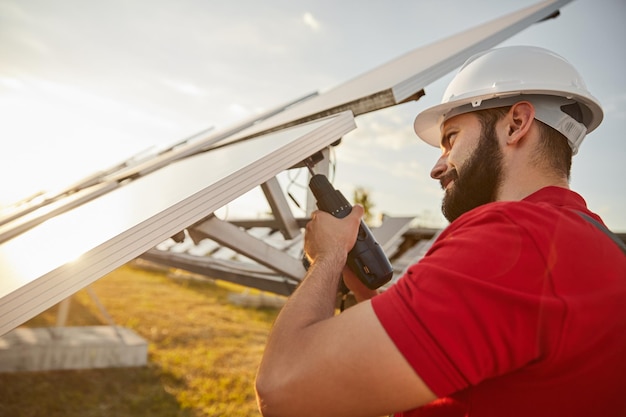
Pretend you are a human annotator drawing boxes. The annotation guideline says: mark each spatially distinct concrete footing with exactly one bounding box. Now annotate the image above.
[0,326,148,372]
[227,291,286,309]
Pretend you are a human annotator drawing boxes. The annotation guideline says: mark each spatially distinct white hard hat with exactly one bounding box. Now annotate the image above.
[414,46,604,154]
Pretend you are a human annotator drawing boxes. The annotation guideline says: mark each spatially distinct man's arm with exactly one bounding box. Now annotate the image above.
[255,207,437,417]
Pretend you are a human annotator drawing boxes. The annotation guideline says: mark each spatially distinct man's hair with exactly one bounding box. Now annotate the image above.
[474,106,572,179]
[534,120,572,179]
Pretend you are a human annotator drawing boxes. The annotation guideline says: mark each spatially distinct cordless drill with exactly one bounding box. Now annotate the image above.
[306,166,393,290]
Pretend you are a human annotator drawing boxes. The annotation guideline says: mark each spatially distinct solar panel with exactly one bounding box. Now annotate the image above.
[0,93,318,241]
[0,112,355,336]
[225,0,572,140]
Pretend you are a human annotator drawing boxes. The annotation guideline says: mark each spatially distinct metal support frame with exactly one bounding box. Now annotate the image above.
[188,215,307,280]
[261,177,301,240]
[140,249,299,296]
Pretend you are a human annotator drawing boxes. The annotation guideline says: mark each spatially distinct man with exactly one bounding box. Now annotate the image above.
[255,46,626,417]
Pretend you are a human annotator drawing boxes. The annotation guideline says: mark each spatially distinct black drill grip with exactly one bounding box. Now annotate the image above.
[309,174,393,289]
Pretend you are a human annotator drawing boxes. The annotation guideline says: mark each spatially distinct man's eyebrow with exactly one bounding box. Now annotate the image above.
[442,121,460,132]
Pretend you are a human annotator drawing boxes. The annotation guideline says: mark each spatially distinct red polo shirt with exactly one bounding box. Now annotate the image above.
[372,187,626,416]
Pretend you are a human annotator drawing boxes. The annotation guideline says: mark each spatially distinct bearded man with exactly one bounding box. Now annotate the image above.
[255,46,626,417]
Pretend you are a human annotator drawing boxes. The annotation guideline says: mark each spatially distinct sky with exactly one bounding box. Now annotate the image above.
[1,0,625,232]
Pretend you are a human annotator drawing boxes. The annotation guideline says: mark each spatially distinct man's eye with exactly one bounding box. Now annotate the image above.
[445,132,457,147]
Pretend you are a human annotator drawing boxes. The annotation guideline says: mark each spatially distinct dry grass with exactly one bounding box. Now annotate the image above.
[0,263,281,417]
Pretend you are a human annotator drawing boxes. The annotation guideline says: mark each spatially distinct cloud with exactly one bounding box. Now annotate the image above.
[602,92,626,120]
[0,76,24,90]
[302,12,321,32]
[159,77,208,98]
[388,160,429,181]
[347,110,419,150]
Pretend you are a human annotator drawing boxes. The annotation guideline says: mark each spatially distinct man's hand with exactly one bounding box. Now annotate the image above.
[304,205,364,266]
[304,205,378,302]
[342,265,380,302]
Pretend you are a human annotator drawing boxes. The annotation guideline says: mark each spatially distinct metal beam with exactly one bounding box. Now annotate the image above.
[261,177,301,240]
[141,250,298,296]
[188,216,306,281]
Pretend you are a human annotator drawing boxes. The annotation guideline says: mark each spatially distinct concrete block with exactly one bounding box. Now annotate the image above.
[0,326,148,372]
[227,291,286,309]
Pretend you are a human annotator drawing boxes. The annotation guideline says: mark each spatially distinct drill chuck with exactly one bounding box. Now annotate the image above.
[308,174,393,289]
[309,174,352,218]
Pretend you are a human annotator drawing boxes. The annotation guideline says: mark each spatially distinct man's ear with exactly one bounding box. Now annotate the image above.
[505,101,535,145]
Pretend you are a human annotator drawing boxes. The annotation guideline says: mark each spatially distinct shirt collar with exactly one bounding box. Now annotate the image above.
[523,186,588,211]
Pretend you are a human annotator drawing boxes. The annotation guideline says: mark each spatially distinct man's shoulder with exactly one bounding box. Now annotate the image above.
[438,187,613,258]
[450,199,553,229]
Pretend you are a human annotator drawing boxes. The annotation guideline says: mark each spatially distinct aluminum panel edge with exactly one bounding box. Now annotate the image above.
[391,0,573,102]
[222,0,571,143]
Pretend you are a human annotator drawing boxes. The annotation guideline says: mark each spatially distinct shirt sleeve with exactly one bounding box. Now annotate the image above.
[371,206,563,397]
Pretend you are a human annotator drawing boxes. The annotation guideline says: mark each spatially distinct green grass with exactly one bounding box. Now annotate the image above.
[0,263,281,417]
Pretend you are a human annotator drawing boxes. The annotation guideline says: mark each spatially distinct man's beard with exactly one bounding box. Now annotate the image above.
[441,121,503,223]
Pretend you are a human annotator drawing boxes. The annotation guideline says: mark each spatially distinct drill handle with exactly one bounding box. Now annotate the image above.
[308,174,393,289]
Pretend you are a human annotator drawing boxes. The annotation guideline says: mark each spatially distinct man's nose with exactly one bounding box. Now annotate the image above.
[430,155,448,180]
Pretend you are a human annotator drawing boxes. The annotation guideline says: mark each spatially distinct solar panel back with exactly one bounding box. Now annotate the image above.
[0,112,355,336]
[225,0,571,139]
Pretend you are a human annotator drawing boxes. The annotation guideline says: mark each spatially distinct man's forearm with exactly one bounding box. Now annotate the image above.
[262,252,345,350]
[255,252,345,412]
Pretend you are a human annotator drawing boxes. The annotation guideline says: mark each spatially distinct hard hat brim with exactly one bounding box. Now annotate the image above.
[414,90,604,148]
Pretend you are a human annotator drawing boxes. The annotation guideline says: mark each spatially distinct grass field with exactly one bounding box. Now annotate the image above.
[0,263,282,417]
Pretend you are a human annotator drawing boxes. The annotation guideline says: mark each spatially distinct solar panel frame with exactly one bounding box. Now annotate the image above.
[221,0,571,140]
[0,112,355,335]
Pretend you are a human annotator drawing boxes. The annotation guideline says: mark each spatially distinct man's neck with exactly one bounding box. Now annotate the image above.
[497,172,569,202]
